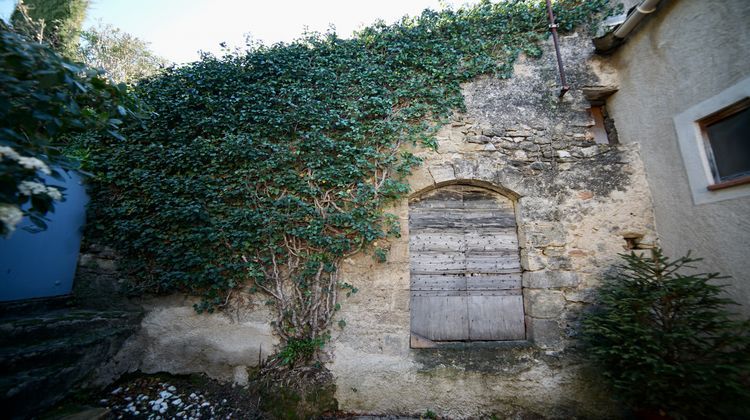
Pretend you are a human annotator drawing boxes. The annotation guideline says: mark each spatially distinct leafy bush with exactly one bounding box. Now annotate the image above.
[582,249,750,419]
[0,21,137,235]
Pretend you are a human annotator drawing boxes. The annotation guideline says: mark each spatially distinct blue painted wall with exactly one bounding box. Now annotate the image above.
[0,172,89,302]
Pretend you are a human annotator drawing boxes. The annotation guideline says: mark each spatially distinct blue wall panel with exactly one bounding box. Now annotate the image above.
[0,172,89,302]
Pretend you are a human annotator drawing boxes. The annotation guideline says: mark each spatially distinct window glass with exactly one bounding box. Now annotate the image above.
[705,106,750,182]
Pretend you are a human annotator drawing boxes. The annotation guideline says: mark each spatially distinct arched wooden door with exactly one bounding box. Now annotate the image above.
[409,184,525,341]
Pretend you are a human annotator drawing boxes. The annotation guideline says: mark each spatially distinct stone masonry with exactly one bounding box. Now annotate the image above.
[95,31,658,419]
[328,32,657,418]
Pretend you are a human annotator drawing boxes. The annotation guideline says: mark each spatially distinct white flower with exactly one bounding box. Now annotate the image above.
[0,204,23,236]
[46,186,63,201]
[17,181,63,201]
[17,156,51,175]
[0,146,21,161]
[18,180,48,196]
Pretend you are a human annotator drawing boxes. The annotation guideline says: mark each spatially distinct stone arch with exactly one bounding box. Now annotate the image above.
[410,178,521,202]
[408,181,526,343]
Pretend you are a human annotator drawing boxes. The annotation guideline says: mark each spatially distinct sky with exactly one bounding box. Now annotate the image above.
[0,0,478,64]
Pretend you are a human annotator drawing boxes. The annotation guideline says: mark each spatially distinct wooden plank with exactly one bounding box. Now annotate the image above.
[411,274,466,291]
[411,295,469,341]
[410,231,518,251]
[409,218,517,231]
[410,189,463,209]
[410,232,465,252]
[468,295,525,340]
[465,255,521,272]
[464,231,518,250]
[410,253,466,272]
[411,268,521,275]
[412,290,520,297]
[410,333,437,349]
[465,273,521,290]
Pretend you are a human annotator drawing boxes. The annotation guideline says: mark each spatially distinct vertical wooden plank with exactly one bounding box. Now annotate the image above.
[468,294,525,340]
[411,295,469,341]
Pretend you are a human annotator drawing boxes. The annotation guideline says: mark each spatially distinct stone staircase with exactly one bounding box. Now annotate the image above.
[0,302,141,419]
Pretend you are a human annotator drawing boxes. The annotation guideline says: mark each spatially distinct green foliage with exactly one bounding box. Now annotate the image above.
[582,249,750,419]
[0,21,137,235]
[422,410,437,419]
[78,23,169,84]
[11,0,89,58]
[276,336,327,367]
[74,0,611,352]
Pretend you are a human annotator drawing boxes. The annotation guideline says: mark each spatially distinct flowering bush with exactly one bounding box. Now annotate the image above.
[0,21,137,235]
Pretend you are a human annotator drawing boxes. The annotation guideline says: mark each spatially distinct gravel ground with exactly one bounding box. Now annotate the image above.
[96,374,266,419]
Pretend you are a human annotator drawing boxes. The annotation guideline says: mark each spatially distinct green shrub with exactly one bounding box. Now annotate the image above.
[582,249,750,419]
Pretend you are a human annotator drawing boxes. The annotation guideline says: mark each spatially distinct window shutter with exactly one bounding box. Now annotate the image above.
[409,185,524,341]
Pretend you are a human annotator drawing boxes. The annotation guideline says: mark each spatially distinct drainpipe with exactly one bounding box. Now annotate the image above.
[545,0,569,98]
[594,0,662,53]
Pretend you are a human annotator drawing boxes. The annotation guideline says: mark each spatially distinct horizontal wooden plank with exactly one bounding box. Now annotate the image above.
[411,274,466,291]
[412,290,520,297]
[410,262,520,273]
[411,273,521,291]
[412,268,521,275]
[411,260,466,272]
[409,231,518,252]
[466,257,521,272]
[411,198,513,210]
[465,232,518,250]
[409,218,517,231]
[466,273,521,290]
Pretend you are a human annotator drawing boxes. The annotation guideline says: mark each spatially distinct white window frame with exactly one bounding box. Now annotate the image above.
[674,76,750,205]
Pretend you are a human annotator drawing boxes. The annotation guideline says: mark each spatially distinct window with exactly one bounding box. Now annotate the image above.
[674,76,750,204]
[409,184,525,346]
[698,99,750,190]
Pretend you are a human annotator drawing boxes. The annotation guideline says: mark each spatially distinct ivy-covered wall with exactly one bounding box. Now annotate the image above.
[74,1,661,417]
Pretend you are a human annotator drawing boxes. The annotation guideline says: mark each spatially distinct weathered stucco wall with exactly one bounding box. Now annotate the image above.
[603,0,750,314]
[95,295,278,386]
[329,32,657,418]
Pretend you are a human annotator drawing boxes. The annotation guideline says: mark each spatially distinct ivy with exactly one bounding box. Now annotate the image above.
[74,0,612,362]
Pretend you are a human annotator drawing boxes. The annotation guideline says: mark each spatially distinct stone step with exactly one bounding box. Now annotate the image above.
[0,309,137,346]
[0,310,141,419]
[0,322,136,375]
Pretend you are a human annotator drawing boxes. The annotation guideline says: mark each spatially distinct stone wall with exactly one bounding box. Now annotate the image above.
[90,30,659,419]
[328,32,657,418]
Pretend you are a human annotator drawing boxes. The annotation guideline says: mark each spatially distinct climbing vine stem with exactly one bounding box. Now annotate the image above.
[73,0,613,365]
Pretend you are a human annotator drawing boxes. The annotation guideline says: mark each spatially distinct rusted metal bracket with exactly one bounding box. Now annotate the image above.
[545,0,569,98]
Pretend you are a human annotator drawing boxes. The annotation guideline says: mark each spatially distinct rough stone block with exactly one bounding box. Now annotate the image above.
[406,167,434,193]
[520,248,547,271]
[524,289,565,318]
[452,159,477,179]
[580,145,599,157]
[429,164,456,183]
[527,317,563,349]
[523,271,580,289]
[519,223,566,247]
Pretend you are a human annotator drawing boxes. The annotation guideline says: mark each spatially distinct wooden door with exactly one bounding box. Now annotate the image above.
[409,185,524,341]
